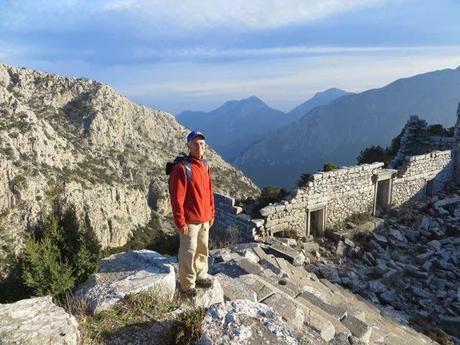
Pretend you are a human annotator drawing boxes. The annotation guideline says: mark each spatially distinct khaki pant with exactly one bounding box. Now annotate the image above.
[178,221,210,290]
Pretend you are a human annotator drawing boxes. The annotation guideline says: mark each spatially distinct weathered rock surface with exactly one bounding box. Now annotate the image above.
[183,277,224,309]
[209,236,437,344]
[0,296,79,345]
[75,250,176,313]
[0,63,259,251]
[197,299,299,345]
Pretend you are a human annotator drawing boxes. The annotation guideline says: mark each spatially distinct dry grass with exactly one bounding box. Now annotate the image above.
[61,291,206,345]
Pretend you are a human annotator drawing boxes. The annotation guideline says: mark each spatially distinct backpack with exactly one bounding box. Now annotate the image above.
[166,153,208,183]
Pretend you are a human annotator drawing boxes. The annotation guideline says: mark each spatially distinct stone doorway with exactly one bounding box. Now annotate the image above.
[374,178,391,217]
[306,207,326,237]
[426,179,434,197]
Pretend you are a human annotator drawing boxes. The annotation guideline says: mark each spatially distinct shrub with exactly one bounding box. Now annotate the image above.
[174,307,205,345]
[322,162,338,172]
[427,124,454,137]
[21,206,100,297]
[297,173,312,187]
[357,145,386,165]
[251,185,289,217]
[0,226,30,302]
[209,224,240,249]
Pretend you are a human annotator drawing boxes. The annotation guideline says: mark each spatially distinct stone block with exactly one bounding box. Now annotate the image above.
[260,205,276,217]
[214,273,257,302]
[234,258,265,276]
[185,278,224,309]
[341,315,372,344]
[269,243,305,266]
[238,274,276,302]
[264,293,305,331]
[299,291,347,320]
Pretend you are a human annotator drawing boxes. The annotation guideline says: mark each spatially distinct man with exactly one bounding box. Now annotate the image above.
[169,130,215,297]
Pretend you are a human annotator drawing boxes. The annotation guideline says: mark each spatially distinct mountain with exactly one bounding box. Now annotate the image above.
[236,67,460,188]
[0,64,259,250]
[176,96,288,161]
[287,88,352,120]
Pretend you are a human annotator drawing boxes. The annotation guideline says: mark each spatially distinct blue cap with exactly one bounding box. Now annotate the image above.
[187,130,205,142]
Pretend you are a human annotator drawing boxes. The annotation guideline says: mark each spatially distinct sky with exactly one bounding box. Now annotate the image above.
[1,0,460,114]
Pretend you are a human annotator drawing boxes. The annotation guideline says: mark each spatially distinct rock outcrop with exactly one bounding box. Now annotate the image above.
[0,64,259,251]
[197,299,299,345]
[75,250,176,313]
[0,296,80,345]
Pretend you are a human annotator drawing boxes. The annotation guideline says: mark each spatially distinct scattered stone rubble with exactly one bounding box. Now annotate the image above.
[305,187,460,344]
[5,187,459,345]
[208,241,436,344]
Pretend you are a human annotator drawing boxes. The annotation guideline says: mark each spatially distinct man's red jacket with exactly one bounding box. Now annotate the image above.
[169,156,215,229]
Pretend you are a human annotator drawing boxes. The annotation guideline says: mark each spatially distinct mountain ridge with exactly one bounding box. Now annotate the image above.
[236,66,460,188]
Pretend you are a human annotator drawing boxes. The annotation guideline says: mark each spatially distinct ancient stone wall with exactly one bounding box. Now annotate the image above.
[392,150,453,207]
[260,163,386,237]
[213,193,263,242]
[259,150,454,238]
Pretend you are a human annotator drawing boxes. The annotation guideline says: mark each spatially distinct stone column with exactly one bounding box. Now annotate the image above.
[454,103,460,184]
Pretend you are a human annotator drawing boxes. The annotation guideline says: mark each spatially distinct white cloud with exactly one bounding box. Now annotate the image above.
[0,0,383,30]
[101,0,383,28]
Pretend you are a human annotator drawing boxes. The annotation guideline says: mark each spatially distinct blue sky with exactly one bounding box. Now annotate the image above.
[1,0,460,114]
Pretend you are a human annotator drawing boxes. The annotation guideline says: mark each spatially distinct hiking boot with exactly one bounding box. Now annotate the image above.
[196,278,213,289]
[181,287,197,298]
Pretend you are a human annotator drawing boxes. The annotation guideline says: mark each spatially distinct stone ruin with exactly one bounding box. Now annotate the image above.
[214,103,460,241]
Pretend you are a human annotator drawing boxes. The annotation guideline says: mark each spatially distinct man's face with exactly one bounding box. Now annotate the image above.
[188,136,206,159]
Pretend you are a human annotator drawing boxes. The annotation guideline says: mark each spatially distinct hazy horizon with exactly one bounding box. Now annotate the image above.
[1,1,460,114]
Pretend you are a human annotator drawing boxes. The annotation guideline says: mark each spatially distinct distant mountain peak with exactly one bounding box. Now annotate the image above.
[287,87,352,120]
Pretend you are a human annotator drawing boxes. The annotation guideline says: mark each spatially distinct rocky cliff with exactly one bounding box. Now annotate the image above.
[0,64,259,250]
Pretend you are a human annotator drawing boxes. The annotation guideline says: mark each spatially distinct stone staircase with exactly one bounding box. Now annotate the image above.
[210,242,437,345]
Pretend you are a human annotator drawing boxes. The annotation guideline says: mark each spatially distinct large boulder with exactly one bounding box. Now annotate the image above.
[75,250,176,313]
[197,299,299,345]
[0,296,79,345]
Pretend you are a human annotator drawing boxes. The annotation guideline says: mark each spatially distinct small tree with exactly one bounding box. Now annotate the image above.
[21,207,100,297]
[297,173,312,187]
[357,145,386,165]
[322,162,338,172]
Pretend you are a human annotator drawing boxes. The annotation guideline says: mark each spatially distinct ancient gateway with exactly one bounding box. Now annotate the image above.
[215,104,460,240]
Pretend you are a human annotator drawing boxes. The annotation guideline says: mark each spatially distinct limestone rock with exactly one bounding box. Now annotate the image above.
[0,63,259,250]
[0,296,79,345]
[75,250,176,313]
[197,299,299,345]
[184,278,224,309]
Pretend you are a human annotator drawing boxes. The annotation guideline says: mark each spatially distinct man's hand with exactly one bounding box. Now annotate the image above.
[179,225,189,235]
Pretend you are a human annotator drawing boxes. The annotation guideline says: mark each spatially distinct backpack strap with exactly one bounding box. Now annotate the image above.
[183,159,192,182]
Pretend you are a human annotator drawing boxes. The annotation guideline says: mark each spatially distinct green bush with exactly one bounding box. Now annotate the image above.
[21,207,100,297]
[357,145,386,165]
[322,162,338,172]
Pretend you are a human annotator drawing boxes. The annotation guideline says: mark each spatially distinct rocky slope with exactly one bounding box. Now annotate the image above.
[236,66,460,187]
[0,64,259,251]
[306,186,460,343]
